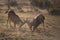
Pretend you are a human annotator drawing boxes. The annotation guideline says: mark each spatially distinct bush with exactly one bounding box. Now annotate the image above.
[0,32,8,37]
[31,0,52,9]
[9,1,18,6]
[49,8,60,15]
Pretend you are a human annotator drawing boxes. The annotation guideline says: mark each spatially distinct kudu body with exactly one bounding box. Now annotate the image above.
[25,14,45,32]
[5,9,25,29]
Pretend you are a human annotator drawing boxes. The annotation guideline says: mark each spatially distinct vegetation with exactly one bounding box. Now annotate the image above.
[30,0,60,15]
[8,0,18,6]
[49,7,60,15]
[31,0,53,9]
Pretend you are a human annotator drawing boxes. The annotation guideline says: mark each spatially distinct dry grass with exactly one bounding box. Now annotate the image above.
[0,10,60,40]
[0,0,60,40]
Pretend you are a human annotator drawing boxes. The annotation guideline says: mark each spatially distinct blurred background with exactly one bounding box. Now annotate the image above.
[0,0,60,40]
[0,0,60,15]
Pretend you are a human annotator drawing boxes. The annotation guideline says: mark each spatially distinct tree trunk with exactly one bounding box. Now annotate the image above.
[7,0,10,10]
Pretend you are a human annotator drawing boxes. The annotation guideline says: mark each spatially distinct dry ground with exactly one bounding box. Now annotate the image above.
[0,10,60,40]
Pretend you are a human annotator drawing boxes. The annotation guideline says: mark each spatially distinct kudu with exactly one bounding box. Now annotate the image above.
[5,9,25,29]
[25,14,45,32]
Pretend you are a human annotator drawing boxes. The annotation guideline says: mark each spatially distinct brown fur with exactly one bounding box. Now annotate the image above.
[5,9,25,29]
[25,14,45,32]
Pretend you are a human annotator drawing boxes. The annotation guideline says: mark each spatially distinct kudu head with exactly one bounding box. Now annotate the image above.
[19,18,30,28]
[23,18,31,27]
[24,18,31,23]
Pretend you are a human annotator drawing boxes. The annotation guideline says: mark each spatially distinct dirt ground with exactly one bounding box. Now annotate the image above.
[0,9,60,40]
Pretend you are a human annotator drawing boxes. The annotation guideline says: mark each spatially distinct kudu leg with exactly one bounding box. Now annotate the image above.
[7,19,11,28]
[7,19,8,28]
[7,18,9,28]
[43,21,45,32]
[29,26,33,31]
[33,26,37,32]
[14,23,16,31]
